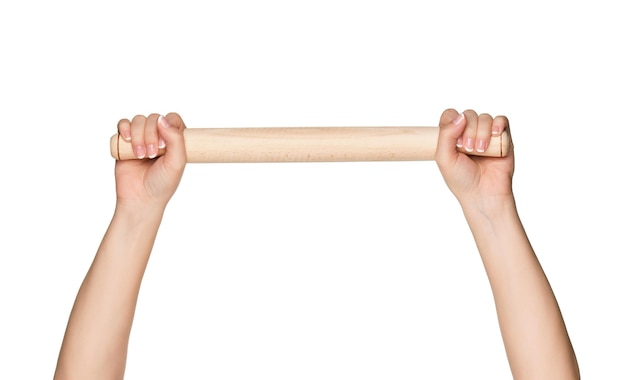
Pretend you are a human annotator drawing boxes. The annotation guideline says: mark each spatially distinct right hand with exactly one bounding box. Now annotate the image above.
[435,109,515,209]
[114,113,187,208]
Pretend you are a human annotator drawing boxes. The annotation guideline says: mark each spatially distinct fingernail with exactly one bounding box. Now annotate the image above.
[456,137,463,147]
[464,137,474,152]
[147,144,157,158]
[476,139,486,153]
[492,127,499,136]
[135,145,146,159]
[453,112,465,125]
[121,131,131,141]
[158,137,166,149]
[158,115,170,128]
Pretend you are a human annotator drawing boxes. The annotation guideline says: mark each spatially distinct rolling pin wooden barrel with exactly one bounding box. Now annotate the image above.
[110,127,510,162]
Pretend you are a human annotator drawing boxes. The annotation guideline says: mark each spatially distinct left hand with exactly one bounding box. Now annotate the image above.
[114,112,187,208]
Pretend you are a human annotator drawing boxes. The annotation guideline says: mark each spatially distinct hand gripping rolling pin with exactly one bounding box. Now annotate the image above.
[110,127,510,162]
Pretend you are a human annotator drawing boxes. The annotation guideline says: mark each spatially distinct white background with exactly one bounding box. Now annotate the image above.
[1,1,624,378]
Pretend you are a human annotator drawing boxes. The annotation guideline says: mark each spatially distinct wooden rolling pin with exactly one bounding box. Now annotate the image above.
[110,127,509,162]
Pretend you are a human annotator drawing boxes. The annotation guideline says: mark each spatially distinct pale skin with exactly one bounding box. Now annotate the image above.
[54,113,187,379]
[54,109,579,379]
[436,109,580,379]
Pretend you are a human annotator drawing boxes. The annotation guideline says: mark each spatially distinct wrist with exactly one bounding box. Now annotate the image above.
[114,199,167,223]
[459,193,518,222]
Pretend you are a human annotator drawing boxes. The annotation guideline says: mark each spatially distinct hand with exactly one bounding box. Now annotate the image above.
[435,109,514,208]
[114,113,187,208]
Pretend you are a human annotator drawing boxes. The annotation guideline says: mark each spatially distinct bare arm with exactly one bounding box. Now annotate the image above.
[54,113,187,380]
[435,109,579,379]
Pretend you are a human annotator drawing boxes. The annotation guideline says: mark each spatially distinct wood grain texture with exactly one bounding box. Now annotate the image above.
[111,127,509,162]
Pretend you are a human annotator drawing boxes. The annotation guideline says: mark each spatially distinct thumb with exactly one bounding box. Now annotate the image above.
[157,113,187,170]
[435,109,466,165]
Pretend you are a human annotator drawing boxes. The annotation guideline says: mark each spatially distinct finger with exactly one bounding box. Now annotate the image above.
[435,108,465,166]
[475,113,494,153]
[145,113,160,159]
[439,108,460,127]
[439,108,465,149]
[163,112,186,131]
[117,118,131,142]
[130,115,147,159]
[461,109,479,152]
[157,112,187,170]
[492,115,509,137]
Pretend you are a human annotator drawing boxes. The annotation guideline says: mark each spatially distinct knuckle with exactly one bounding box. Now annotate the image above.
[131,114,146,124]
[117,118,130,129]
[165,112,184,126]
[440,109,459,125]
[463,109,478,117]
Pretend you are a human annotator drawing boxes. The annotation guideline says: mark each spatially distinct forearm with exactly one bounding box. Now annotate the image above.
[461,197,579,379]
[55,203,165,380]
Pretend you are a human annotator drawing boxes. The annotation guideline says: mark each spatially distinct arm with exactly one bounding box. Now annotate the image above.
[435,109,579,379]
[54,113,187,380]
